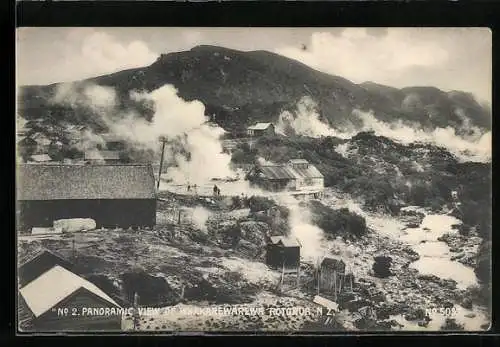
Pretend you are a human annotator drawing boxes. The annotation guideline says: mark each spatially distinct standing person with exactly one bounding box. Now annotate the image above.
[193,184,198,195]
[187,183,191,192]
[213,184,218,197]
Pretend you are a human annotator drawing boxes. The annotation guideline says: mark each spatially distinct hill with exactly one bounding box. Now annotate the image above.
[18,45,491,134]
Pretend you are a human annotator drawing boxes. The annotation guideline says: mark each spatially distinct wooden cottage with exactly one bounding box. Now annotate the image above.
[19,265,122,331]
[19,249,74,288]
[247,123,275,137]
[16,163,157,230]
[246,159,324,198]
[265,236,301,269]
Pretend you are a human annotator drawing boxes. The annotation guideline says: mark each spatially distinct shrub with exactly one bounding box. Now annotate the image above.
[248,196,275,213]
[309,201,368,239]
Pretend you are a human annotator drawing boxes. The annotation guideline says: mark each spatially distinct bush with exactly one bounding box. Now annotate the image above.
[440,318,464,331]
[309,201,368,239]
[248,196,275,213]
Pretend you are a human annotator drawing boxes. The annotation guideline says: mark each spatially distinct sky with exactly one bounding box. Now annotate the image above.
[16,27,492,104]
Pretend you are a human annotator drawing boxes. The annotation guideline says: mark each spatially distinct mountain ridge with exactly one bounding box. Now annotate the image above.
[18,45,491,133]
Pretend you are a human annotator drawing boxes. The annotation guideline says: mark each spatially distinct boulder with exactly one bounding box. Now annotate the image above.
[53,218,96,232]
[460,298,473,309]
[372,256,393,278]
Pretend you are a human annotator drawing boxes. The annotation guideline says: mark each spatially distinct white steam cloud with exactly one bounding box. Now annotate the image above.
[352,109,491,163]
[51,82,235,185]
[276,195,328,262]
[276,96,353,139]
[191,206,212,231]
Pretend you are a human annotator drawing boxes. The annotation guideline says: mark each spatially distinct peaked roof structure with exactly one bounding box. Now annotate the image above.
[17,164,156,200]
[247,122,273,130]
[269,236,301,248]
[19,265,120,318]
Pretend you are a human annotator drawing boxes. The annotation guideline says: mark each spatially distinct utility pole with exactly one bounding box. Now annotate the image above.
[157,137,167,190]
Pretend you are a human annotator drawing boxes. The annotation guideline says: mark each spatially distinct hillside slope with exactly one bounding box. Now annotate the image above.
[18,45,491,134]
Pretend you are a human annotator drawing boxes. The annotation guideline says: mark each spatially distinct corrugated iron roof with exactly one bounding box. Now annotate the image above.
[259,165,299,180]
[248,123,273,130]
[258,163,323,180]
[17,164,156,201]
[293,164,324,179]
[19,265,120,318]
[84,150,120,160]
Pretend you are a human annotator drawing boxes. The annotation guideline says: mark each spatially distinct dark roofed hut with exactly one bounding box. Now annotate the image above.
[19,249,74,288]
[17,164,157,230]
[265,236,301,269]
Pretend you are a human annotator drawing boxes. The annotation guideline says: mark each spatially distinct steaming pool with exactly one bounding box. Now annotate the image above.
[399,213,477,290]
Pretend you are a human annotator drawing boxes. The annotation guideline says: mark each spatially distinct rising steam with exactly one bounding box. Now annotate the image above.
[275,96,353,139]
[352,109,491,163]
[51,82,235,185]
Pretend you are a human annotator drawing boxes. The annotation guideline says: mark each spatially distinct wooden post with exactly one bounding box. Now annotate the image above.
[296,264,300,288]
[333,270,337,301]
[157,138,167,190]
[178,210,181,225]
[281,262,285,293]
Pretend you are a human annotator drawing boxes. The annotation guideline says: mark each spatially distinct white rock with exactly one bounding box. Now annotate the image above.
[53,218,96,232]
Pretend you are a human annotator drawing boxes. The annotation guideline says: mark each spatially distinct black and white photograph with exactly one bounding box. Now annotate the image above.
[16,27,491,332]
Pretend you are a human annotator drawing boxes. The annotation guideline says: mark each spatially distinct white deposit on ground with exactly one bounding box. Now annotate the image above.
[31,227,63,235]
[53,218,96,232]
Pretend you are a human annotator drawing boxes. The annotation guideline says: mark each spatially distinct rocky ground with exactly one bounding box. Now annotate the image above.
[17,189,490,332]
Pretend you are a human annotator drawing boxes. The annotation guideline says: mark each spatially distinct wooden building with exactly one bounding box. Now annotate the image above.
[247,123,275,137]
[265,236,301,269]
[246,159,324,198]
[19,249,74,288]
[17,163,157,230]
[19,265,122,331]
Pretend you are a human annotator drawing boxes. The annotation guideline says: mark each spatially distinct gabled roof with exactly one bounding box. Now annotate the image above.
[29,154,52,162]
[19,265,120,318]
[269,236,301,248]
[258,165,299,180]
[84,150,120,161]
[292,164,324,179]
[19,248,74,287]
[248,122,273,130]
[256,163,324,180]
[17,164,156,200]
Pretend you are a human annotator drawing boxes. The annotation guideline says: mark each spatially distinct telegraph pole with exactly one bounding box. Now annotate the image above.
[157,136,167,190]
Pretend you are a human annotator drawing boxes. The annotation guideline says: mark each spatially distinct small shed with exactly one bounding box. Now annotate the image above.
[265,236,301,269]
[19,265,122,331]
[18,248,74,288]
[318,257,354,296]
[247,123,275,137]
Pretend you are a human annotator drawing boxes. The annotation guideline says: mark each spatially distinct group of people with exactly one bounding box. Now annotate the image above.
[213,184,221,197]
[186,183,198,194]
